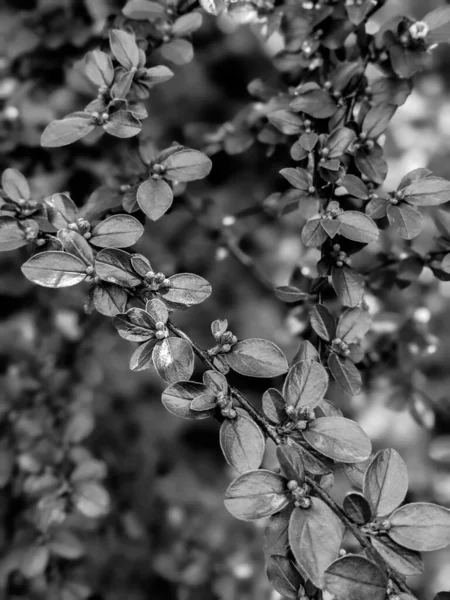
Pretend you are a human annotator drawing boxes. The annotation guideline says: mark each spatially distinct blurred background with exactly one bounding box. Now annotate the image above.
[1,0,450,598]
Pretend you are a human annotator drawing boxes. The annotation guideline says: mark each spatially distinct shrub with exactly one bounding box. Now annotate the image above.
[1,0,450,598]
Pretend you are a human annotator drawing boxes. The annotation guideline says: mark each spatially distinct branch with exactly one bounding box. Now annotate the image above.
[166,317,414,597]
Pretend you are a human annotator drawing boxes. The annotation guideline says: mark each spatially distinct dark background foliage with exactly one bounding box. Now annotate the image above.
[2,0,450,598]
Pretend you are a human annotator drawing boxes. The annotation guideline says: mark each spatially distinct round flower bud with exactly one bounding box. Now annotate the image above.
[287,480,298,491]
[85,266,95,276]
[298,497,311,509]
[155,322,165,330]
[155,330,167,340]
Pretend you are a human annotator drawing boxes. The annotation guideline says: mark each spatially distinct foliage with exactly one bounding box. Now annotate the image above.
[1,0,450,598]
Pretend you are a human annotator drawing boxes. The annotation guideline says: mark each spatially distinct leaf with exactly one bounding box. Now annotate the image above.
[21,545,50,579]
[337,175,369,200]
[310,304,335,342]
[276,443,305,481]
[21,251,87,288]
[143,65,174,86]
[279,168,311,190]
[172,12,203,37]
[387,203,423,240]
[299,131,319,152]
[342,459,370,488]
[323,555,387,600]
[268,110,304,135]
[94,248,141,287]
[388,503,450,551]
[370,536,424,576]
[266,555,303,600]
[220,414,265,474]
[160,39,194,65]
[264,506,291,558]
[226,338,288,378]
[199,0,226,15]
[282,360,329,412]
[104,111,141,138]
[262,388,286,424]
[401,176,450,206]
[190,392,217,412]
[41,115,95,147]
[346,0,374,25]
[366,196,389,219]
[73,481,110,518]
[122,0,166,19]
[325,128,356,158]
[343,492,372,525]
[302,417,372,463]
[163,273,212,306]
[93,282,127,316]
[161,381,212,419]
[137,178,173,221]
[274,286,309,303]
[84,50,114,87]
[49,530,85,560]
[90,215,144,248]
[162,149,212,182]
[362,103,397,139]
[331,265,365,307]
[45,192,78,228]
[336,211,379,243]
[354,145,387,184]
[203,370,227,395]
[363,449,408,517]
[0,216,27,251]
[153,337,194,383]
[2,168,30,202]
[301,218,328,247]
[292,340,320,363]
[111,68,135,99]
[336,308,371,343]
[224,470,290,521]
[109,29,140,70]
[290,89,337,119]
[288,499,344,588]
[371,77,411,107]
[57,234,93,273]
[113,309,154,342]
[321,218,342,238]
[129,339,157,371]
